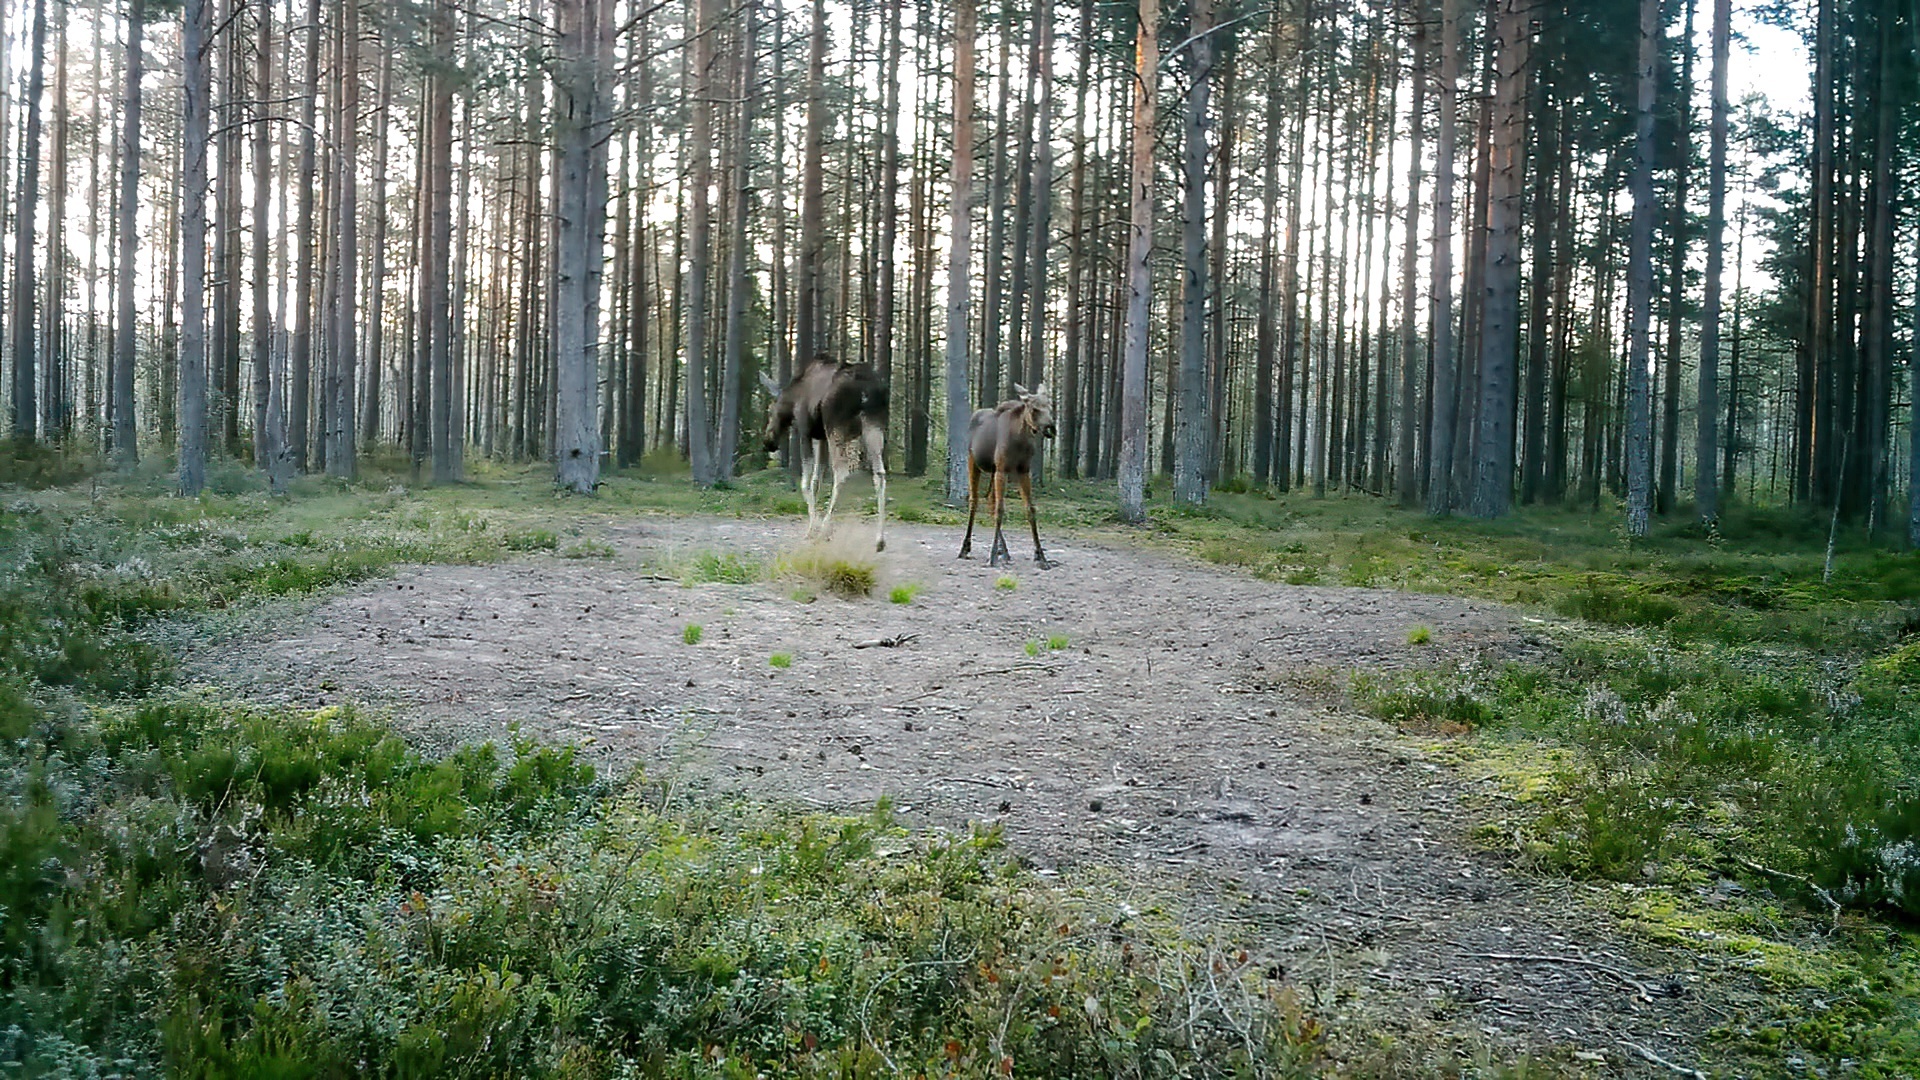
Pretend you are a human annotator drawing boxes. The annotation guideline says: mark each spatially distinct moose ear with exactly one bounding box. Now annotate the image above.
[1033,382,1050,399]
[1013,382,1031,399]
[759,374,783,397]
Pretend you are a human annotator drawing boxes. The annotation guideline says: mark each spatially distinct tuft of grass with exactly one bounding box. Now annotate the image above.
[889,583,922,605]
[682,623,704,645]
[560,540,615,559]
[769,652,793,668]
[995,575,1018,591]
[773,545,877,599]
[1407,624,1432,645]
[1024,639,1042,657]
[677,550,762,585]
[1047,632,1071,651]
[503,527,559,552]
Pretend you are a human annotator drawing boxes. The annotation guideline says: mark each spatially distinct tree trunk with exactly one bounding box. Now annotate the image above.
[1396,7,1427,506]
[718,1,759,480]
[1468,0,1528,518]
[1118,0,1159,523]
[179,0,211,495]
[679,0,716,485]
[1426,0,1460,516]
[945,0,977,505]
[554,0,611,491]
[1252,6,1284,486]
[111,0,143,464]
[1062,0,1093,478]
[1172,0,1214,506]
[1025,0,1055,395]
[9,0,47,440]
[251,0,288,488]
[289,0,320,470]
[1696,0,1729,521]
[363,46,393,451]
[796,0,827,361]
[328,0,360,477]
[1624,0,1659,537]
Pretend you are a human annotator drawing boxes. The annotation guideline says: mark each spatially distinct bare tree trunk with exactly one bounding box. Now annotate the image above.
[289,0,319,470]
[1396,7,1427,505]
[327,0,359,477]
[1172,0,1214,506]
[795,0,827,361]
[945,0,977,505]
[554,0,610,491]
[251,0,288,488]
[1117,0,1159,523]
[1061,0,1092,478]
[362,46,393,451]
[1425,0,1460,516]
[1252,6,1283,486]
[110,0,144,463]
[179,0,211,495]
[9,0,47,440]
[1468,0,1528,518]
[1025,0,1054,395]
[876,0,903,399]
[1624,0,1659,537]
[1695,0,1729,522]
[680,0,717,485]
[1277,3,1310,490]
[718,1,759,480]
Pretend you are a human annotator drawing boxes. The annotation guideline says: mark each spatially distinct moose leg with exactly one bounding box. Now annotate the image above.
[1019,473,1052,570]
[799,441,820,536]
[822,436,853,536]
[863,421,887,552]
[988,470,1012,568]
[959,459,983,558]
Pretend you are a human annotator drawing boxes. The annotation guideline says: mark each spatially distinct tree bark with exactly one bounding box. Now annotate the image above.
[1172,0,1214,506]
[1118,0,1158,523]
[796,0,827,362]
[554,0,611,491]
[945,0,978,505]
[1695,0,1729,521]
[110,0,144,464]
[251,0,288,489]
[289,0,320,470]
[9,0,47,440]
[1425,0,1460,516]
[1396,6,1427,506]
[1624,0,1659,537]
[179,0,211,495]
[1468,0,1528,518]
[718,1,759,480]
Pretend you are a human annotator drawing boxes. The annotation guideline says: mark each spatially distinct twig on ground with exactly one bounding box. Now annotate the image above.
[1622,1040,1708,1079]
[1467,951,1657,999]
[852,632,918,649]
[959,662,1063,678]
[935,775,1018,788]
[1732,855,1843,927]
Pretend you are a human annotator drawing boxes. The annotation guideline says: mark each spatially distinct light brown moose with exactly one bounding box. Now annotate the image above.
[959,383,1057,569]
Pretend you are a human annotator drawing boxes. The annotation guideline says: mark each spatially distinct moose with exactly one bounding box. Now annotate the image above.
[761,355,890,552]
[959,383,1057,569]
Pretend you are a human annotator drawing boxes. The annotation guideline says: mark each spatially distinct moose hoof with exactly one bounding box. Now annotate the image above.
[876,538,887,553]
[1034,555,1053,571]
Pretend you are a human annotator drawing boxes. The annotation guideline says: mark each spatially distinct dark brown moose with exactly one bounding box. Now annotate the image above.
[959,383,1057,569]
[761,355,890,551]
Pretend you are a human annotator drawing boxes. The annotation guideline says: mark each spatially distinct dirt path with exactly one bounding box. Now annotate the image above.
[194,514,1722,1073]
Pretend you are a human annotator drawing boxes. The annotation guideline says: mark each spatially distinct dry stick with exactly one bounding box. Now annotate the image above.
[1733,855,1843,926]
[1466,951,1657,998]
[1622,1040,1709,1079]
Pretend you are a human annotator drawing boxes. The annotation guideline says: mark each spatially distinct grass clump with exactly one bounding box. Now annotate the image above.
[1407,624,1432,645]
[682,623,703,645]
[1048,632,1071,650]
[889,582,922,605]
[769,651,793,668]
[773,545,877,599]
[996,574,1018,591]
[676,549,762,585]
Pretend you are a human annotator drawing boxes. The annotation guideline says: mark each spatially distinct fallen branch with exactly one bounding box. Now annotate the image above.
[1732,855,1843,927]
[1466,951,1657,999]
[1622,1040,1707,1079]
[958,662,1063,678]
[852,633,919,649]
[935,775,1018,789]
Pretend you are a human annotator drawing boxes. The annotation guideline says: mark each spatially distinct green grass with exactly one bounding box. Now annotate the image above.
[1047,632,1071,651]
[889,582,922,605]
[996,574,1018,591]
[1407,624,1432,645]
[768,651,793,668]
[772,547,877,599]
[681,623,704,645]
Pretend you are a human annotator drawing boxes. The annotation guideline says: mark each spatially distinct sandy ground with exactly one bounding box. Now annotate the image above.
[192,513,1733,1073]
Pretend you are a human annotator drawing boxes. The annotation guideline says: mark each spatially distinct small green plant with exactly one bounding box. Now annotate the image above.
[560,540,615,559]
[889,583,922,605]
[503,527,559,552]
[995,575,1018,591]
[1407,624,1432,645]
[769,652,793,668]
[1024,639,1042,657]
[679,550,761,585]
[1046,633,1070,651]
[682,623,704,645]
